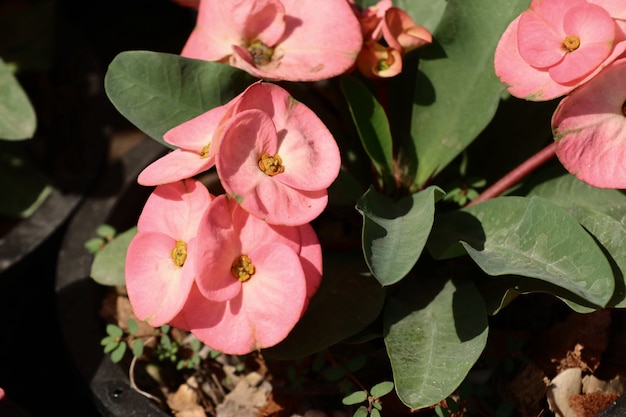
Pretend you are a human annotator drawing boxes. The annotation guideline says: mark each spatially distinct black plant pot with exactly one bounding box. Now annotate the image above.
[0,13,110,417]
[56,137,171,417]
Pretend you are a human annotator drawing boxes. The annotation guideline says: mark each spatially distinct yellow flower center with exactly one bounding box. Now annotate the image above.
[563,36,580,52]
[171,241,188,267]
[248,40,274,66]
[258,153,285,176]
[231,255,255,282]
[200,143,210,158]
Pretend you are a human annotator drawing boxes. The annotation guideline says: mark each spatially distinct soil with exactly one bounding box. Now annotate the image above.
[98,282,626,417]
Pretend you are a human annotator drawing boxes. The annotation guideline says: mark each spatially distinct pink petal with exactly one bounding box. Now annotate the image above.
[297,223,323,314]
[495,16,626,101]
[553,58,626,188]
[183,243,306,354]
[137,149,215,186]
[195,195,243,302]
[232,0,363,81]
[233,83,341,190]
[588,0,626,20]
[547,2,615,83]
[164,103,231,153]
[356,42,403,79]
[137,179,212,240]
[125,232,197,326]
[517,7,566,68]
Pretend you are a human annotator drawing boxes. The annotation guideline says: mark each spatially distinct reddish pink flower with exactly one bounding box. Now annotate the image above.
[137,102,233,186]
[495,0,626,101]
[181,0,363,82]
[170,195,322,354]
[216,82,341,226]
[353,0,431,78]
[125,179,213,326]
[553,58,626,188]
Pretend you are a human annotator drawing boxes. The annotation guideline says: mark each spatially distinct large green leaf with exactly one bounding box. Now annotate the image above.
[90,227,137,286]
[0,58,36,140]
[411,0,529,187]
[525,172,626,225]
[341,75,395,190]
[357,186,444,286]
[565,205,626,308]
[384,275,488,409]
[429,196,615,307]
[104,51,255,147]
[263,251,386,359]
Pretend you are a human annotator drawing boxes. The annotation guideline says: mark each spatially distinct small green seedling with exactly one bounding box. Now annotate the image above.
[342,381,394,417]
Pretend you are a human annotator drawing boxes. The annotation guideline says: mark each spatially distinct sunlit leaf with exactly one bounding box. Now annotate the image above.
[91,227,137,286]
[342,391,368,405]
[370,381,394,398]
[384,276,488,409]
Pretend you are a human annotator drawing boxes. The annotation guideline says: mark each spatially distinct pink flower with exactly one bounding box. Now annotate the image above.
[353,0,431,79]
[125,179,213,326]
[169,195,322,354]
[216,82,341,226]
[137,102,233,186]
[181,0,363,82]
[494,0,626,101]
[552,58,626,188]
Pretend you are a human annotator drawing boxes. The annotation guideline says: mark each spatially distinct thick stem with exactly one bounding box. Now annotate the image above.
[465,142,556,207]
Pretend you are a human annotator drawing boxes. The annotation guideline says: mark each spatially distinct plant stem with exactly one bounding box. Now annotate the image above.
[465,142,556,207]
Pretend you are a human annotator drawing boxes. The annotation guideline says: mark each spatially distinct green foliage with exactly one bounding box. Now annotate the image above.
[90,227,136,285]
[357,185,444,286]
[342,381,395,417]
[410,0,530,188]
[104,51,255,148]
[0,57,36,141]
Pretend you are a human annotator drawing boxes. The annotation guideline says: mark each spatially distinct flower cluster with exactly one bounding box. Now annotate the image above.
[124,0,431,355]
[494,0,626,187]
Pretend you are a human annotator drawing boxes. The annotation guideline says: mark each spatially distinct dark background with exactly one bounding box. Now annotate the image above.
[0,1,195,415]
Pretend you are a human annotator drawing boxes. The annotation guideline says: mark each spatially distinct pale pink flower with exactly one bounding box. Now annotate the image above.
[494,0,626,101]
[125,179,213,326]
[216,82,341,226]
[169,194,322,354]
[137,102,233,186]
[553,58,626,188]
[181,0,363,82]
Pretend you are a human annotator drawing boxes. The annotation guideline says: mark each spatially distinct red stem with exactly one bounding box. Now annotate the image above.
[465,142,557,207]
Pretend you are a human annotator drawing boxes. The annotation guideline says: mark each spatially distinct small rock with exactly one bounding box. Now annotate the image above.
[547,367,583,417]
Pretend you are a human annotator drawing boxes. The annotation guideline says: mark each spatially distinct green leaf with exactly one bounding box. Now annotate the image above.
[263,251,386,359]
[565,205,626,308]
[410,0,529,187]
[110,342,127,363]
[0,57,36,140]
[354,0,447,33]
[342,390,368,405]
[430,196,615,307]
[90,227,137,286]
[323,366,346,382]
[103,341,120,354]
[96,224,116,239]
[384,276,488,409]
[370,408,381,417]
[106,324,124,338]
[341,75,395,190]
[132,339,144,358]
[525,171,626,224]
[100,336,115,346]
[84,237,104,254]
[354,406,369,417]
[346,354,368,372]
[357,186,444,286]
[127,318,138,335]
[370,381,394,398]
[104,51,255,147]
